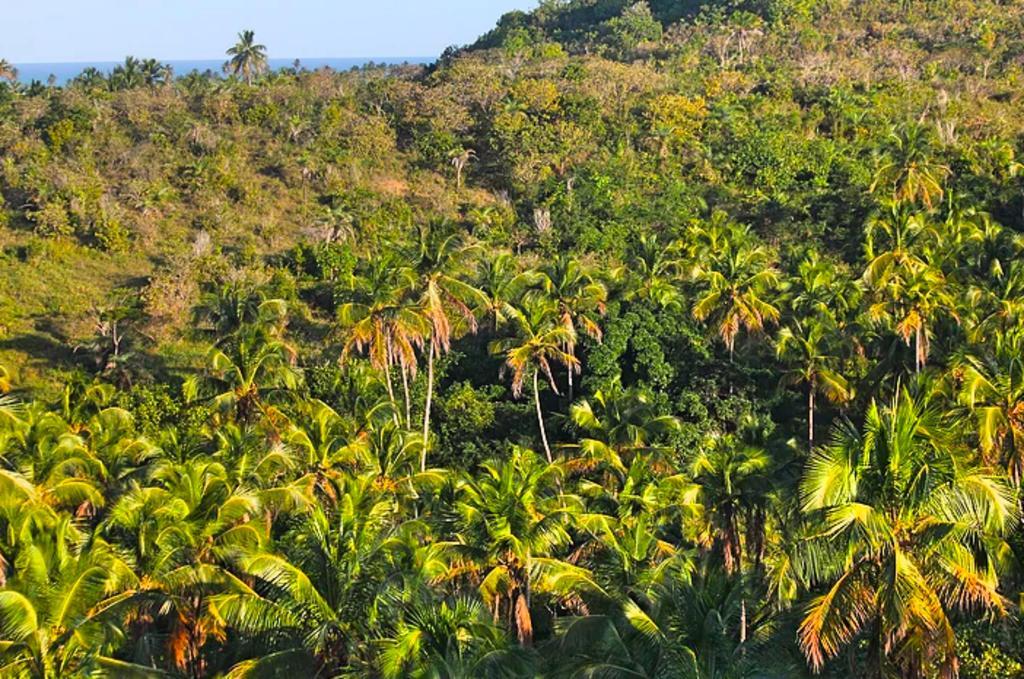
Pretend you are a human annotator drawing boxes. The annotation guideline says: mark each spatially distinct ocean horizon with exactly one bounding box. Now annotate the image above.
[12,57,434,84]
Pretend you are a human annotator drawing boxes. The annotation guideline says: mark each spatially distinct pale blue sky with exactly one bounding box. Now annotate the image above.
[5,0,535,63]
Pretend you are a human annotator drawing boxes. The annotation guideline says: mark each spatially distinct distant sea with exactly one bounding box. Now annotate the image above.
[12,57,434,85]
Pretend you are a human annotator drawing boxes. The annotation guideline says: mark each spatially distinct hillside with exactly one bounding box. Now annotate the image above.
[0,0,1023,676]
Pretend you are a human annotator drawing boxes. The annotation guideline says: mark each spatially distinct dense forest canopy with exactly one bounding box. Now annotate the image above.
[1,0,1024,676]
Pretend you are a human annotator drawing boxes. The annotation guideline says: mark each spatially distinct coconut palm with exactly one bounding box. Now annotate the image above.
[447,448,600,646]
[871,123,950,209]
[216,473,404,676]
[224,30,268,85]
[338,256,427,426]
[953,330,1024,481]
[622,234,684,309]
[862,204,954,373]
[377,595,533,678]
[186,322,300,425]
[567,383,681,475]
[474,252,540,334]
[798,388,1016,677]
[776,318,853,452]
[692,232,781,359]
[0,60,18,83]
[0,538,138,678]
[408,224,485,469]
[534,255,606,400]
[490,298,578,463]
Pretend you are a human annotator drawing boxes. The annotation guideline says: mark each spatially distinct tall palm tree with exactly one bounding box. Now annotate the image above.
[224,30,268,85]
[862,204,953,373]
[490,298,578,463]
[408,225,485,469]
[338,256,427,426]
[535,256,606,400]
[688,430,774,644]
[798,388,1016,677]
[776,318,853,452]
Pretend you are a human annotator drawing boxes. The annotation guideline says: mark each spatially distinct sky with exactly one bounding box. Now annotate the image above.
[4,0,536,63]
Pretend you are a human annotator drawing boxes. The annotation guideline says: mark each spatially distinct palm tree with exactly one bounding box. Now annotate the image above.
[567,383,681,475]
[0,60,18,83]
[788,250,860,325]
[474,252,540,334]
[216,473,403,676]
[690,431,773,627]
[862,204,953,373]
[691,231,781,360]
[449,147,476,189]
[964,258,1024,342]
[798,388,1016,677]
[140,58,170,86]
[110,56,144,90]
[447,448,599,646]
[622,234,684,309]
[224,30,268,85]
[776,318,853,452]
[490,298,578,463]
[0,538,138,677]
[870,122,950,209]
[184,317,301,424]
[535,256,606,400]
[408,225,485,469]
[338,256,427,426]
[551,573,759,678]
[953,330,1024,481]
[378,595,532,677]
[104,458,267,677]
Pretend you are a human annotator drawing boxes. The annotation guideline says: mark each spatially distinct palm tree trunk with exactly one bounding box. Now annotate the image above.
[384,362,400,426]
[808,381,815,452]
[915,325,922,374]
[401,365,412,427]
[421,341,435,472]
[567,351,574,402]
[534,371,553,463]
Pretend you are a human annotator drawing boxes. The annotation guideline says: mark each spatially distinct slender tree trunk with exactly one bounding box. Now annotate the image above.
[534,371,553,463]
[400,365,412,427]
[421,341,435,472]
[808,380,815,452]
[384,363,400,426]
[740,598,747,645]
[917,325,925,374]
[567,347,575,402]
